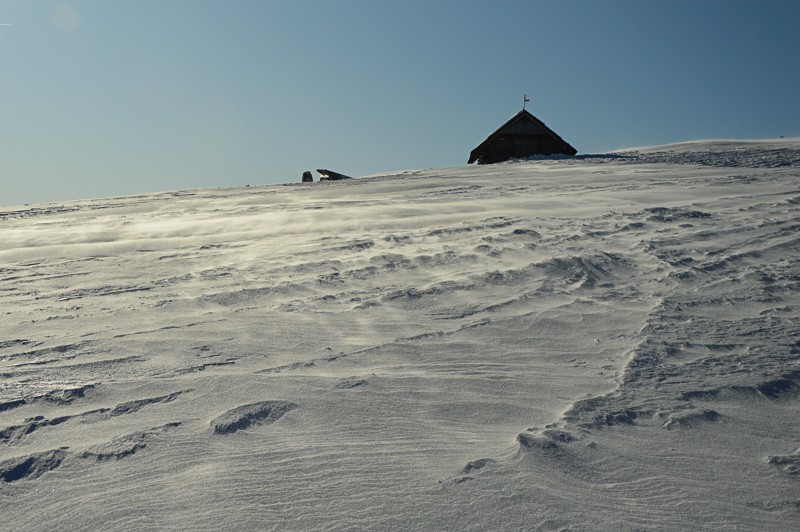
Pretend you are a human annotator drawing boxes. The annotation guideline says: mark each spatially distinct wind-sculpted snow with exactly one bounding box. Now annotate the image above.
[211,401,298,434]
[0,139,798,530]
[624,139,800,168]
[0,448,68,482]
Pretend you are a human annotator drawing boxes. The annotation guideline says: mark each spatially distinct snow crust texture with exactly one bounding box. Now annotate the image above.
[1,140,798,530]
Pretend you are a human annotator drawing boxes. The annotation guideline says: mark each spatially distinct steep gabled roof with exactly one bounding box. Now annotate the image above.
[468,109,577,163]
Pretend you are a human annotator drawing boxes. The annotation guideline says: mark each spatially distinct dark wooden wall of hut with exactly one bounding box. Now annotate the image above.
[476,134,571,164]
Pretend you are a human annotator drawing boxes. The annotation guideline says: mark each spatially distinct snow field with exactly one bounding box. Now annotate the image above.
[1,140,798,530]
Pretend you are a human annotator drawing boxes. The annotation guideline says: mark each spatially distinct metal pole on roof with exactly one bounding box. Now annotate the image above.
[523,94,530,110]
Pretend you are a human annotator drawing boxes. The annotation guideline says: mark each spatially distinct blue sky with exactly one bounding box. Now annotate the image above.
[2,1,799,206]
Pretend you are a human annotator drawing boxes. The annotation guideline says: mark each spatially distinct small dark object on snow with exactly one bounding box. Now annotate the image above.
[302,171,313,182]
[317,169,352,181]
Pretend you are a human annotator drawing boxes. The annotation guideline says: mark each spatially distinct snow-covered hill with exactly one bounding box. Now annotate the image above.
[1,140,799,530]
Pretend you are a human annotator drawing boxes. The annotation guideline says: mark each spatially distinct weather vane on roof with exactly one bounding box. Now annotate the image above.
[523,94,530,110]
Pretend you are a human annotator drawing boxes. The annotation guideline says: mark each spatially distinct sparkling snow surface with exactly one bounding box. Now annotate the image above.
[1,140,799,530]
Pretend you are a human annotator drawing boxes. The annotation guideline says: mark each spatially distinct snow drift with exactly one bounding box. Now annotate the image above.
[1,139,798,530]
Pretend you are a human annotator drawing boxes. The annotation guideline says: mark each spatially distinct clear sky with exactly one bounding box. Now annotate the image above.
[2,0,799,206]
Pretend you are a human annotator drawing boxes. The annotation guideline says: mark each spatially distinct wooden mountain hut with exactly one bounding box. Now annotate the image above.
[468,108,577,164]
